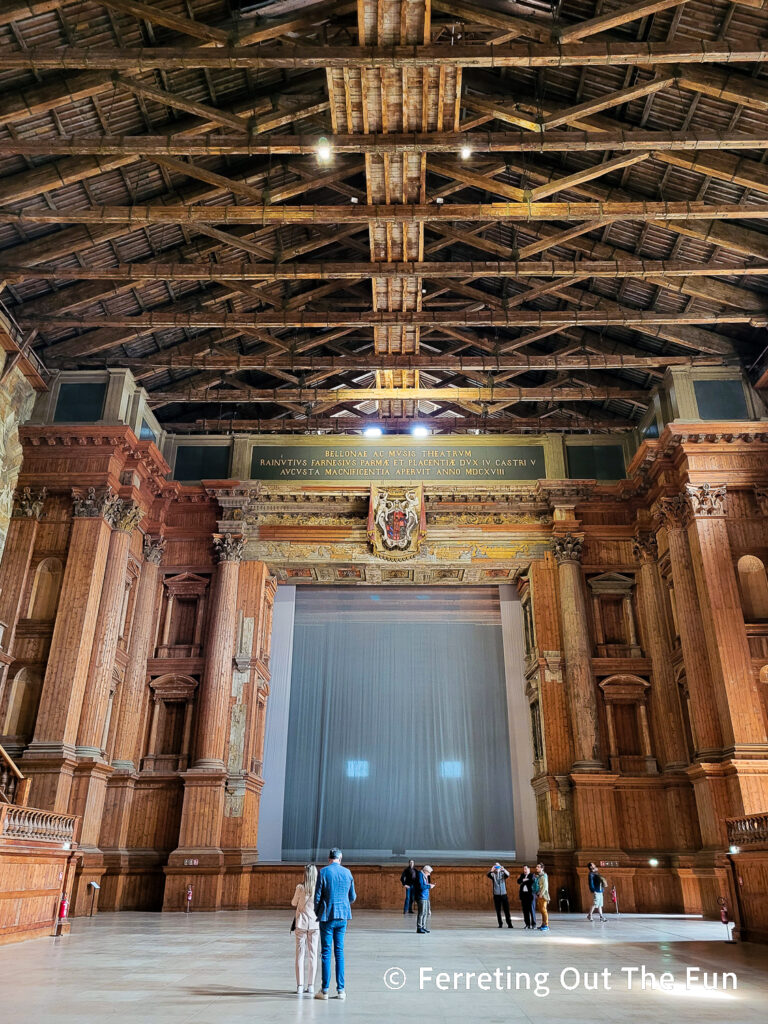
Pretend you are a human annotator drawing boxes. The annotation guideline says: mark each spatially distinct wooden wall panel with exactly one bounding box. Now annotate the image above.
[0,845,69,945]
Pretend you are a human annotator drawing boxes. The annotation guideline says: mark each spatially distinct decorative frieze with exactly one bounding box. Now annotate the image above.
[551,533,583,564]
[12,486,46,520]
[213,533,245,563]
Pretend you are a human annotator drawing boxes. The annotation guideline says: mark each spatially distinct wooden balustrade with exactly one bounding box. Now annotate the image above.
[726,812,768,849]
[0,803,78,845]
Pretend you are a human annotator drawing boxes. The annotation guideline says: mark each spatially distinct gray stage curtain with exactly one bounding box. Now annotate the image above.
[282,587,515,861]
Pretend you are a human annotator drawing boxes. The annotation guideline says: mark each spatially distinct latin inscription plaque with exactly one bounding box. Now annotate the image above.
[250,441,546,481]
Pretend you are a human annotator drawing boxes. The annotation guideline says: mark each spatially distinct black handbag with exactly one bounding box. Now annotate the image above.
[290,916,296,933]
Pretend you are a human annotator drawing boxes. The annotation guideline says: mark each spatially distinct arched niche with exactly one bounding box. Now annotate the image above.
[27,557,63,620]
[737,555,768,623]
[2,666,43,743]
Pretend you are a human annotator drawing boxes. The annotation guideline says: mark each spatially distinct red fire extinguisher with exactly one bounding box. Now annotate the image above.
[185,885,193,914]
[54,893,69,936]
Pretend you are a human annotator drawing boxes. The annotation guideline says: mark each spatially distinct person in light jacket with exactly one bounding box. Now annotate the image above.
[487,863,513,928]
[291,864,320,995]
[534,863,550,931]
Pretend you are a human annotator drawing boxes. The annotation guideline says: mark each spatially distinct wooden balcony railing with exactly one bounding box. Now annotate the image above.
[727,812,768,849]
[0,742,28,806]
[0,804,78,845]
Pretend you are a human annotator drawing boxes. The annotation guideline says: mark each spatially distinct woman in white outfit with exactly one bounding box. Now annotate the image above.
[291,864,319,994]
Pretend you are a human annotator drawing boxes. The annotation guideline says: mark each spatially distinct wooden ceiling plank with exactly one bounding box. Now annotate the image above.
[556,0,692,44]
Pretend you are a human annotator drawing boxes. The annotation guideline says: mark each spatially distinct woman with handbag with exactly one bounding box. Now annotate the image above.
[291,864,320,994]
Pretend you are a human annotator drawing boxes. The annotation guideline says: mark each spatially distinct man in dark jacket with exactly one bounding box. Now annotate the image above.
[517,865,537,929]
[400,859,418,914]
[587,862,608,922]
[414,865,434,933]
[487,863,513,928]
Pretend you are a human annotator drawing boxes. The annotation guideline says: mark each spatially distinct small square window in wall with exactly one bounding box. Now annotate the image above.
[346,760,369,778]
[173,444,231,481]
[566,443,626,481]
[693,379,749,421]
[440,761,464,779]
[53,382,106,423]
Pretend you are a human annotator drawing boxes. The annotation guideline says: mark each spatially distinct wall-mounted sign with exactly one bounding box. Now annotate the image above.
[250,441,546,482]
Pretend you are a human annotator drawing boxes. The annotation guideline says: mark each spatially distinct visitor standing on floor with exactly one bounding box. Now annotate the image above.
[586,862,608,922]
[400,859,418,915]
[414,865,435,933]
[517,865,537,930]
[487,862,513,928]
[534,863,550,931]
[291,864,320,995]
[314,848,356,1000]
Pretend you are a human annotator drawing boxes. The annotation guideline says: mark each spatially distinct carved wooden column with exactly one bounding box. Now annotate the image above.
[22,487,116,812]
[110,536,165,772]
[685,483,768,759]
[98,535,164,912]
[163,534,244,913]
[552,533,603,771]
[0,488,46,722]
[653,496,723,759]
[76,502,143,760]
[632,530,689,771]
[193,534,243,770]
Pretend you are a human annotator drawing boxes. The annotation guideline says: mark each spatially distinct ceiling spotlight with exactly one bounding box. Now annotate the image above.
[411,425,430,438]
[350,196,359,203]
[729,845,740,855]
[316,136,332,163]
[648,858,659,868]
[363,426,383,438]
[435,196,444,204]
[460,144,472,160]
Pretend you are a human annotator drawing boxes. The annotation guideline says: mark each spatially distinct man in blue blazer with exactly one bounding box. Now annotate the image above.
[314,848,356,1000]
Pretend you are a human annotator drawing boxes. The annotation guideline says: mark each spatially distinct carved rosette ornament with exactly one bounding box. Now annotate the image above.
[632,530,658,564]
[72,485,122,521]
[113,501,144,534]
[12,486,46,520]
[684,483,727,518]
[551,533,584,564]
[143,536,166,565]
[213,533,245,563]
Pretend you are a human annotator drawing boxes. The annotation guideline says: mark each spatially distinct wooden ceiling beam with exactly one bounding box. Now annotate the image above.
[146,384,650,407]
[25,309,759,330]
[7,128,768,157]
[7,200,768,226]
[431,0,552,42]
[54,352,717,372]
[6,257,768,283]
[555,0,691,44]
[4,39,767,71]
[98,0,230,43]
[541,76,675,130]
[163,414,637,431]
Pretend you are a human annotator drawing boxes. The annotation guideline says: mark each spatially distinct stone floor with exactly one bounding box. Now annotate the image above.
[2,910,767,1024]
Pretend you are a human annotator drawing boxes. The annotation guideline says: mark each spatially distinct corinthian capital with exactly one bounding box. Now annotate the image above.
[684,482,727,518]
[551,532,583,564]
[113,501,144,533]
[72,485,122,521]
[213,533,245,563]
[12,486,46,520]
[143,535,166,565]
[632,530,658,564]
[652,495,689,532]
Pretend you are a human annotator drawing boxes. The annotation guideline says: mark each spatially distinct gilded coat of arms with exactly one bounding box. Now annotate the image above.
[367,485,425,560]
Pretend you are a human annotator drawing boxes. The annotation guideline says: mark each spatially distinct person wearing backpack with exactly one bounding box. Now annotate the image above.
[586,862,608,922]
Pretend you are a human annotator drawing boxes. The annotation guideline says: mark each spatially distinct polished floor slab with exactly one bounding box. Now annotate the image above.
[1,909,766,1024]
